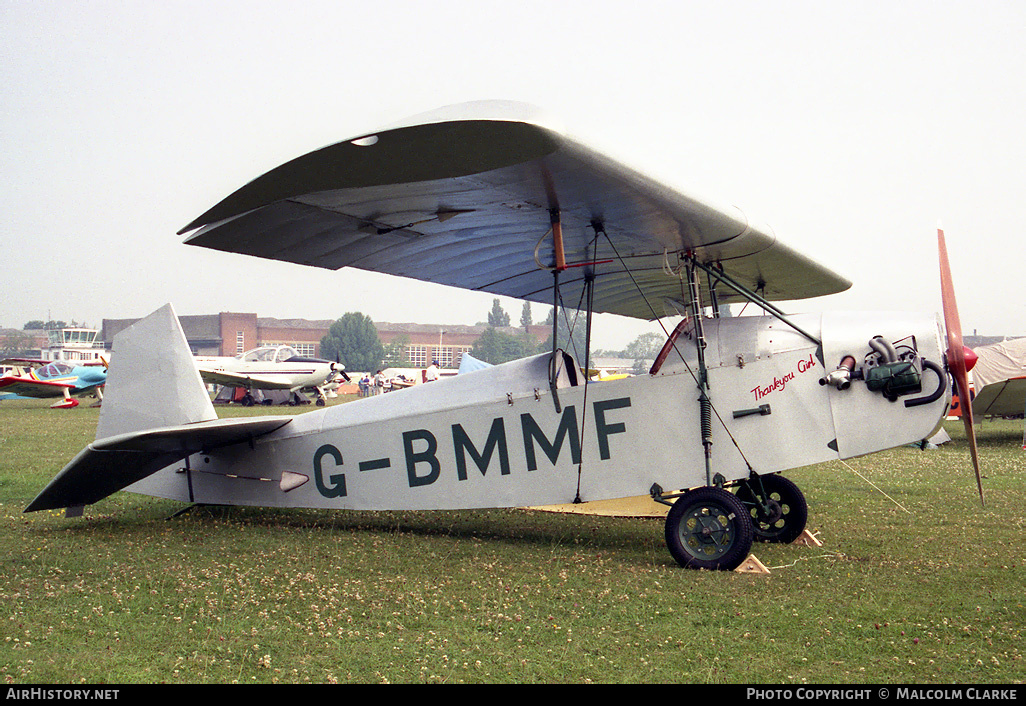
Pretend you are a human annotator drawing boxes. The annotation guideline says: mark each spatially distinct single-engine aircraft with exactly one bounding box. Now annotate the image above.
[195,345,346,406]
[25,102,984,570]
[1,358,108,408]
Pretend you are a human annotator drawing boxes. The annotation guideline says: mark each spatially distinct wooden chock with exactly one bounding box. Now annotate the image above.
[792,529,823,547]
[734,554,771,574]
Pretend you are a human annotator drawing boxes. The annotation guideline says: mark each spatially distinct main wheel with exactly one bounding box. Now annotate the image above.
[664,486,754,570]
[735,474,808,544]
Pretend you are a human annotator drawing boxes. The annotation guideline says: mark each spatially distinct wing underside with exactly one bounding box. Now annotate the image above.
[971,377,1026,418]
[181,101,851,320]
[198,369,296,390]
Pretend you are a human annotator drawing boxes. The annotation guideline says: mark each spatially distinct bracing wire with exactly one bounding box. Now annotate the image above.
[570,234,600,502]
[836,458,912,514]
[598,231,755,473]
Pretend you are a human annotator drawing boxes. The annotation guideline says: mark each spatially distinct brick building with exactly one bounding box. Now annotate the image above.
[375,322,550,368]
[101,312,549,369]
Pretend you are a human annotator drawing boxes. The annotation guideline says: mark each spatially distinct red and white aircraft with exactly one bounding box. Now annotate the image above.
[26,102,981,569]
[1,358,108,408]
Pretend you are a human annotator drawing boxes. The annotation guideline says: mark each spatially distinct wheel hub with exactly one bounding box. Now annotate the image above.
[681,505,735,558]
[760,498,783,523]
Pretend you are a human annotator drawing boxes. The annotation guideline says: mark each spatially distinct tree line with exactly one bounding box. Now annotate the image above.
[318,301,666,373]
[472,299,663,370]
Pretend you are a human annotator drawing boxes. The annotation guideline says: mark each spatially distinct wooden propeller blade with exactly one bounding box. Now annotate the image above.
[938,228,985,506]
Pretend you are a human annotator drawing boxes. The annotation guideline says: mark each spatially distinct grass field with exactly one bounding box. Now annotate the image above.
[1,397,1023,684]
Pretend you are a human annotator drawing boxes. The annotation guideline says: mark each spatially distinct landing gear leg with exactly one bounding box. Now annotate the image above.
[735,473,808,544]
[664,486,753,570]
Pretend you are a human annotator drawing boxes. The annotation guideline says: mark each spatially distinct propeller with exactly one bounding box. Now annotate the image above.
[937,227,985,507]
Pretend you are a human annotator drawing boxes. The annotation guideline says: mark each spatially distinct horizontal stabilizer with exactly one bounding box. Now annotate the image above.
[25,416,292,512]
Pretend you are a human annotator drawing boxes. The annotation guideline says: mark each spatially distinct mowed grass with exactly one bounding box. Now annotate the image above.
[1,397,1023,684]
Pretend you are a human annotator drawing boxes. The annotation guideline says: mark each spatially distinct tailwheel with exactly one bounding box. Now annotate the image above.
[664,486,753,570]
[735,473,808,544]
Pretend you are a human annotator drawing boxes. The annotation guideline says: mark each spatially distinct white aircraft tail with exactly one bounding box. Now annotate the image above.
[96,303,217,440]
[25,304,293,513]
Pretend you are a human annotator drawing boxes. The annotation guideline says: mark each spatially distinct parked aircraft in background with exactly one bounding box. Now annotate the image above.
[0,358,107,408]
[195,345,346,406]
[27,102,981,571]
[972,378,1026,419]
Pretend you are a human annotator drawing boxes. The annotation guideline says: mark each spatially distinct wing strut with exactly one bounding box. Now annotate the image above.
[547,209,568,413]
[686,256,822,347]
[572,230,600,504]
[684,257,715,486]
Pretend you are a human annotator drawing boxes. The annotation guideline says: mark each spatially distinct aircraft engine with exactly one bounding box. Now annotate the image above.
[821,335,947,406]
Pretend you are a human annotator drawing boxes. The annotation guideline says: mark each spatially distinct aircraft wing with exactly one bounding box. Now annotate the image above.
[180,101,851,320]
[197,368,297,390]
[971,377,1026,418]
[1,358,48,367]
[0,376,73,399]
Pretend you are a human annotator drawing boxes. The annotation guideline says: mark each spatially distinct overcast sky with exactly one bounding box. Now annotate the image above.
[2,1,1023,350]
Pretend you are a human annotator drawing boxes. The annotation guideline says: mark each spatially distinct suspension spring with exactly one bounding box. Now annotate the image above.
[700,392,713,444]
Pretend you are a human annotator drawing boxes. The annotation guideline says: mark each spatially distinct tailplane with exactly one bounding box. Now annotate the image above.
[25,304,293,513]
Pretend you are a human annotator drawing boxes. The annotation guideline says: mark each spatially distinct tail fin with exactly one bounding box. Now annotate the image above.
[96,303,216,440]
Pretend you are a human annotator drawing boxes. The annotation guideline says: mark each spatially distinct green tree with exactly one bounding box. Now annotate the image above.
[472,327,533,365]
[520,301,532,329]
[617,332,666,375]
[320,312,384,372]
[487,299,510,327]
[537,306,589,361]
[23,320,67,330]
[624,332,663,360]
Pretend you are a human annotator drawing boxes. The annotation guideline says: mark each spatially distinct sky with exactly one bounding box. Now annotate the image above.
[2,1,1024,351]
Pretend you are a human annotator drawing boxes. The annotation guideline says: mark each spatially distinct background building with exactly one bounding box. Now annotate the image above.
[101,312,550,369]
[0,328,49,358]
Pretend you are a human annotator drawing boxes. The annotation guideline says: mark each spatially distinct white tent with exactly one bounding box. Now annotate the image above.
[971,337,1026,418]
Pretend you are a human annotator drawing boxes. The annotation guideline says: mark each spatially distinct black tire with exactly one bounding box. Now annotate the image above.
[664,486,754,570]
[735,474,808,544]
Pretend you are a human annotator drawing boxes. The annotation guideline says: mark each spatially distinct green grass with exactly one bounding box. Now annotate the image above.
[1,397,1023,684]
